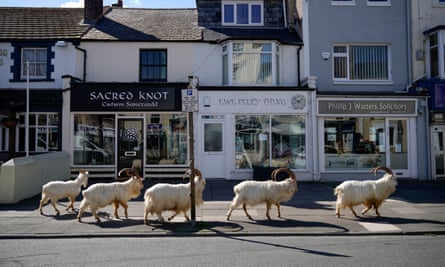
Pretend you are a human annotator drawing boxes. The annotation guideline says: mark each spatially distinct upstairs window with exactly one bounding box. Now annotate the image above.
[21,48,47,79]
[140,49,167,82]
[11,42,54,82]
[427,30,445,79]
[223,42,279,85]
[222,1,263,25]
[429,33,439,78]
[333,44,390,82]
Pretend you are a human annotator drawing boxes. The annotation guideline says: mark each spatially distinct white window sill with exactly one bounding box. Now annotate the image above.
[333,80,394,85]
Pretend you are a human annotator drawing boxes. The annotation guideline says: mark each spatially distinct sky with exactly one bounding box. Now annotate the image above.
[0,0,196,8]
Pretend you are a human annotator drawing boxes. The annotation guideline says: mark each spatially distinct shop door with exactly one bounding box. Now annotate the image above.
[387,119,409,177]
[432,125,445,179]
[200,117,225,178]
[117,118,143,178]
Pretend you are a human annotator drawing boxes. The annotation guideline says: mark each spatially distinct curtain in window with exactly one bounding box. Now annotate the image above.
[232,43,272,84]
[350,45,388,80]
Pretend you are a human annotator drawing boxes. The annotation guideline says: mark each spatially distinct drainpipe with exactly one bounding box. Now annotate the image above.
[75,45,87,82]
[283,0,288,29]
[406,0,412,90]
[297,45,302,87]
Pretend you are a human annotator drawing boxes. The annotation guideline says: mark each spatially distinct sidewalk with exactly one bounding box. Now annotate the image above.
[0,179,444,238]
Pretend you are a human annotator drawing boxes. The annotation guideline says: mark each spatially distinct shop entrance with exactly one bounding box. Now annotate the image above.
[117,118,144,178]
[431,125,445,179]
[387,118,409,177]
[199,115,225,178]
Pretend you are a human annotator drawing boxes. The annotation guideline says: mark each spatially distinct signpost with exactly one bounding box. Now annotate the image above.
[182,88,198,224]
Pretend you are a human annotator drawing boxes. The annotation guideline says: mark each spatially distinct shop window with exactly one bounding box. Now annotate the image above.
[223,42,279,85]
[73,114,115,165]
[140,49,167,82]
[333,44,390,82]
[235,114,306,169]
[0,126,8,152]
[222,1,263,25]
[146,113,188,165]
[17,113,59,153]
[324,117,387,170]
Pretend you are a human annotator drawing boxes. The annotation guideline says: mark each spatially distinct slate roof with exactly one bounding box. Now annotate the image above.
[0,6,302,44]
[82,8,202,41]
[0,7,89,40]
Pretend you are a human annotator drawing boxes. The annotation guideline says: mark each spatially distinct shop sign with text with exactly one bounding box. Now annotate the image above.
[71,86,178,112]
[318,99,417,116]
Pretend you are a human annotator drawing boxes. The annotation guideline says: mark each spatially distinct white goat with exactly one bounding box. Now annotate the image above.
[77,168,144,223]
[226,167,298,220]
[39,170,89,216]
[143,168,205,224]
[334,166,397,218]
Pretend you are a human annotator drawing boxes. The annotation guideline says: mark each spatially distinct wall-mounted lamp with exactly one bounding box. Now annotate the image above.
[321,52,330,60]
[203,96,211,107]
[56,41,67,47]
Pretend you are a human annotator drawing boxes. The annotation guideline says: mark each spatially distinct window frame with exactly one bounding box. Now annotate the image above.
[21,47,48,79]
[427,30,445,79]
[222,41,280,86]
[332,44,392,84]
[139,49,167,82]
[222,1,264,26]
[17,112,60,153]
[331,0,356,6]
[10,42,54,82]
[367,0,391,6]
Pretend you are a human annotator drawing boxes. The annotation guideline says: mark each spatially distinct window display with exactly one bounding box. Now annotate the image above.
[235,114,306,169]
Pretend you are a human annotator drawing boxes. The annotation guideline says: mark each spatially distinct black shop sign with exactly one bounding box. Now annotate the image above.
[71,85,180,112]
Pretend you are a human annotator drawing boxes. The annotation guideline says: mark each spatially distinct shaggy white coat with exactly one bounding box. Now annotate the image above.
[226,168,297,220]
[39,170,89,215]
[144,169,205,224]
[77,169,144,223]
[334,167,397,218]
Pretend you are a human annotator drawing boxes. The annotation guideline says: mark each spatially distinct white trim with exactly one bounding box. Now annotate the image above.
[331,0,356,6]
[367,0,391,7]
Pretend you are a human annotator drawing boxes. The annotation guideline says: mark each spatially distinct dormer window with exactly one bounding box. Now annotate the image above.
[222,1,263,26]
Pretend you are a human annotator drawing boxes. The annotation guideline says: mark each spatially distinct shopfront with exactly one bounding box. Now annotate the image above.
[317,97,418,180]
[68,83,189,179]
[197,90,314,180]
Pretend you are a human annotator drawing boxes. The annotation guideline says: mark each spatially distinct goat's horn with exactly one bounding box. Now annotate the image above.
[271,167,296,181]
[118,168,136,177]
[371,166,393,176]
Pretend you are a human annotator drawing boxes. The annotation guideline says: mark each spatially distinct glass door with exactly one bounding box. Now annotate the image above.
[117,118,143,178]
[387,118,409,176]
[432,125,445,179]
[199,115,225,178]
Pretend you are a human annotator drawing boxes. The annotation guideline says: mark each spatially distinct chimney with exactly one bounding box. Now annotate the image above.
[112,0,123,8]
[84,0,103,24]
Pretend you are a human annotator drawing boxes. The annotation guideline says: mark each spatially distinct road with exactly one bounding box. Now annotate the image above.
[1,235,444,266]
